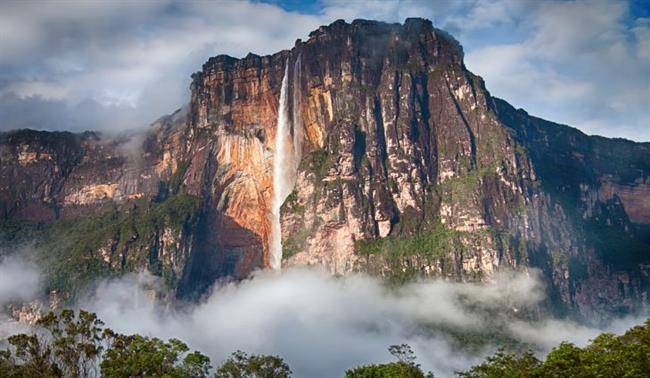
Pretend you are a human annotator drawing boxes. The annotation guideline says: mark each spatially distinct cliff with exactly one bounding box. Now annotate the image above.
[1,19,648,318]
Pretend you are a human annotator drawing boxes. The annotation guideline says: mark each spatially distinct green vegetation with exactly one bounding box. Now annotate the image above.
[0,310,104,378]
[169,160,191,194]
[215,351,292,378]
[0,309,210,378]
[282,225,310,260]
[50,193,199,296]
[346,362,430,378]
[0,309,290,378]
[282,190,305,217]
[1,310,648,377]
[356,221,462,260]
[101,334,211,378]
[458,318,650,377]
[439,163,497,202]
[355,219,465,283]
[0,193,201,299]
[350,322,650,378]
[457,350,541,378]
[345,344,434,378]
[303,149,335,182]
[435,324,533,356]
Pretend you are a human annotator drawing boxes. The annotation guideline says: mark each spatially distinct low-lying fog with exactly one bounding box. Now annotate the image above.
[0,256,646,377]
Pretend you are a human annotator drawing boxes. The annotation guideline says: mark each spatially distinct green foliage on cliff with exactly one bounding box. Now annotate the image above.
[311,149,334,180]
[436,323,533,356]
[439,163,498,202]
[282,190,305,216]
[0,193,201,299]
[47,193,200,296]
[282,224,310,260]
[355,220,462,261]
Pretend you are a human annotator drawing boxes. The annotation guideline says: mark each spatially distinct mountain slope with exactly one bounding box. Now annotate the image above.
[0,19,647,317]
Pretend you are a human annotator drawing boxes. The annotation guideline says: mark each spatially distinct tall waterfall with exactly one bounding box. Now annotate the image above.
[270,57,303,270]
[270,61,292,270]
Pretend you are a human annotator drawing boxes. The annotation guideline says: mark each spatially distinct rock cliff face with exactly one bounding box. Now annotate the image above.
[1,19,648,318]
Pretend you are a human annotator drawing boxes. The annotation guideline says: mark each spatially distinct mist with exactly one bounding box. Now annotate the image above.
[0,256,41,339]
[0,250,645,377]
[70,268,645,377]
[0,254,646,376]
[0,256,40,306]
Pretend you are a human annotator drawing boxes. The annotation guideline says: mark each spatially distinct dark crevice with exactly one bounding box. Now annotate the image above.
[373,96,389,177]
[446,81,477,168]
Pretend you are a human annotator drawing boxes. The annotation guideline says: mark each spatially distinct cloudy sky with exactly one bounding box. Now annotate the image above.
[0,0,648,140]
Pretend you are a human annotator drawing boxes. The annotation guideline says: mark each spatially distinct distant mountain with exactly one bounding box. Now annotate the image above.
[1,19,648,319]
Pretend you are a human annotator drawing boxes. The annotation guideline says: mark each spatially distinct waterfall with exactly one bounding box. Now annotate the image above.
[270,56,303,270]
[270,61,292,270]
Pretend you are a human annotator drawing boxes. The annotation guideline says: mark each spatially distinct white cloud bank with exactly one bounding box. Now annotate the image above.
[0,254,646,377]
[78,268,646,378]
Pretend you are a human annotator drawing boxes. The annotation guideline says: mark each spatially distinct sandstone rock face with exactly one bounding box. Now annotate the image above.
[0,19,648,318]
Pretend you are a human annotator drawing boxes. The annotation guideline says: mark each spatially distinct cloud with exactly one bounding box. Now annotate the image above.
[0,1,323,132]
[0,0,647,140]
[0,256,40,306]
[507,315,646,351]
[464,0,649,140]
[0,253,43,340]
[0,257,645,376]
[78,268,646,378]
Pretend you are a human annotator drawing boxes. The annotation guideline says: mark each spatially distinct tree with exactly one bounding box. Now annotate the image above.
[538,322,650,378]
[100,332,211,377]
[0,333,61,377]
[37,309,105,377]
[0,309,211,378]
[346,361,431,378]
[1,310,648,378]
[215,350,292,378]
[455,349,540,378]
[536,342,584,377]
[345,344,434,378]
[0,309,105,378]
[457,319,650,378]
[388,344,418,365]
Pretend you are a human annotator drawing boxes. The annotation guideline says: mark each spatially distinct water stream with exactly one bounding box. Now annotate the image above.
[270,56,303,270]
[270,60,293,270]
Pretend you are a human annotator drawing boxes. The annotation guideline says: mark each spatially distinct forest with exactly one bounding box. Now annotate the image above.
[1,309,648,377]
